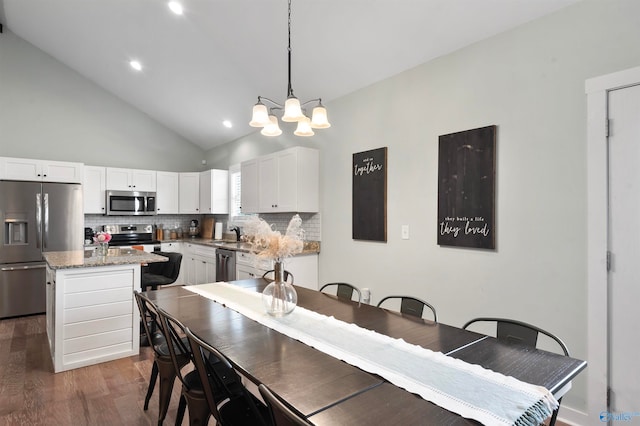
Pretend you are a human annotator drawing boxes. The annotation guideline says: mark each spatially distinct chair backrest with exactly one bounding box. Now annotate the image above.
[376,296,438,322]
[258,384,312,426]
[133,290,165,355]
[262,269,295,284]
[319,282,362,303]
[157,307,193,389]
[462,317,570,356]
[461,317,569,426]
[144,251,182,278]
[156,251,183,281]
[185,327,269,426]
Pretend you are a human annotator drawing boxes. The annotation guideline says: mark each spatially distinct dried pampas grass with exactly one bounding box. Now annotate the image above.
[244,214,305,261]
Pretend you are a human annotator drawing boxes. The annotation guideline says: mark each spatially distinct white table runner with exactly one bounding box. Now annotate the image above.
[185,283,557,426]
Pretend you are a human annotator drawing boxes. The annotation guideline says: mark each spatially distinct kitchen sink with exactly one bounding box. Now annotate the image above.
[215,241,254,251]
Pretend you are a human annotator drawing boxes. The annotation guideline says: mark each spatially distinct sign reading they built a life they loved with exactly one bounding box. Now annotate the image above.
[437,126,496,250]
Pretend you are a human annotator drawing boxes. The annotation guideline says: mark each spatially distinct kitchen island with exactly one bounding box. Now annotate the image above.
[43,248,167,372]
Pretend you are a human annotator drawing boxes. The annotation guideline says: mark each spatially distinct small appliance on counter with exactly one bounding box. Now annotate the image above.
[84,227,95,245]
[189,219,200,238]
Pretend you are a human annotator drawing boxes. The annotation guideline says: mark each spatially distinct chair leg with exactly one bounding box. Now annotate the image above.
[175,394,187,426]
[185,393,211,426]
[156,359,178,425]
[549,397,562,426]
[144,361,159,410]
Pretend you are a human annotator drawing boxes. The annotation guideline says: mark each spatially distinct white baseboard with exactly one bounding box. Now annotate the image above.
[558,405,589,425]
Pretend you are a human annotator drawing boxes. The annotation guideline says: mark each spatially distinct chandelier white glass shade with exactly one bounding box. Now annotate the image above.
[249,0,330,137]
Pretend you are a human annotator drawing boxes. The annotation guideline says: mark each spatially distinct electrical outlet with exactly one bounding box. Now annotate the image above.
[401,225,409,240]
[361,288,371,304]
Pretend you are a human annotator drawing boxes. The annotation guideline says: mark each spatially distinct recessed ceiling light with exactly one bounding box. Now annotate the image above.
[223,120,233,128]
[129,60,143,71]
[168,1,183,15]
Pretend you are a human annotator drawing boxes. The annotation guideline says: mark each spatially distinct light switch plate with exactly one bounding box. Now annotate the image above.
[401,225,409,240]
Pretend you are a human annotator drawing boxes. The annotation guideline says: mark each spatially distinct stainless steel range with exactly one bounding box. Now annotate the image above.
[102,224,161,251]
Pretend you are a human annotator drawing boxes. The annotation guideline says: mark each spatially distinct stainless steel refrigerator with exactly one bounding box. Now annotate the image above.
[0,181,83,318]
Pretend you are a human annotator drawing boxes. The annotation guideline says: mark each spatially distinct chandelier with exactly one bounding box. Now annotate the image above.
[249,0,330,137]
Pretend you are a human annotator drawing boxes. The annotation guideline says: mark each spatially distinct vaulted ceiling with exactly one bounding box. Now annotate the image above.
[1,0,579,150]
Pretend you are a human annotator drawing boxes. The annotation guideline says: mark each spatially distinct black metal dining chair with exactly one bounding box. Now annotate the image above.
[185,327,271,426]
[462,317,570,426]
[262,269,294,284]
[376,295,438,322]
[319,282,362,303]
[258,384,312,426]
[134,291,189,426]
[157,308,211,426]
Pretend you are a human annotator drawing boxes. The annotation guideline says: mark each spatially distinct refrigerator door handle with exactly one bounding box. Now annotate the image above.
[43,193,49,249]
[1,264,46,271]
[36,192,42,249]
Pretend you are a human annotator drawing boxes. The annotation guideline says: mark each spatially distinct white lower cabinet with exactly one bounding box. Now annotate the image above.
[183,243,216,285]
[235,251,318,290]
[284,254,319,290]
[236,251,272,280]
[46,264,140,373]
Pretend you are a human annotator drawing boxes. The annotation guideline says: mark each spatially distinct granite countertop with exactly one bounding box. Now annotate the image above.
[177,238,321,255]
[44,248,168,270]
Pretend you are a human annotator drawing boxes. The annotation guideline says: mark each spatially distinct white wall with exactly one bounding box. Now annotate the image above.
[204,0,640,419]
[0,29,204,172]
[2,0,638,419]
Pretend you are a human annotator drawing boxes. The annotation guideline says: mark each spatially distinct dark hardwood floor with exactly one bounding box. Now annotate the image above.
[0,314,193,425]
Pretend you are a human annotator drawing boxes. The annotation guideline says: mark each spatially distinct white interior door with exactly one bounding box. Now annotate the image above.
[608,83,640,412]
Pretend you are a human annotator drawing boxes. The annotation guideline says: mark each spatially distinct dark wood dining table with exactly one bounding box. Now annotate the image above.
[145,279,587,425]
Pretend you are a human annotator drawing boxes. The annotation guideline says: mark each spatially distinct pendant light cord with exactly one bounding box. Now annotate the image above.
[287,0,294,98]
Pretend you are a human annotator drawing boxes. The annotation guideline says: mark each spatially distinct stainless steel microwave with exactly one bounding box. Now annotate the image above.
[106,190,157,216]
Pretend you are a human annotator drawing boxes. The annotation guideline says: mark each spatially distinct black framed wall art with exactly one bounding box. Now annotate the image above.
[352,147,387,242]
[437,125,496,249]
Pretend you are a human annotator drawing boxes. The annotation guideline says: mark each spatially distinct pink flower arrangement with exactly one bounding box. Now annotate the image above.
[93,231,112,244]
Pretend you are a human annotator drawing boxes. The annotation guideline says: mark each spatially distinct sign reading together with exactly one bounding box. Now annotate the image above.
[352,147,387,242]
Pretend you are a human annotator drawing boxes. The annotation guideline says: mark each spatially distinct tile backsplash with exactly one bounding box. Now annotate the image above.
[252,213,321,241]
[84,212,322,241]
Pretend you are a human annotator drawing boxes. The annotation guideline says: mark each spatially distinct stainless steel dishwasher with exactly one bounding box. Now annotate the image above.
[215,248,236,282]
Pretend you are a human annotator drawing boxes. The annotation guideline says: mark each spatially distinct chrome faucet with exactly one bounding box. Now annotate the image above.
[230,226,241,242]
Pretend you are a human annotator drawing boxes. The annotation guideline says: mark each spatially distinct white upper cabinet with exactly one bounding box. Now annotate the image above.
[240,159,259,214]
[83,166,106,214]
[156,171,180,214]
[0,157,84,183]
[257,154,279,212]
[242,147,319,213]
[179,172,200,214]
[106,167,156,192]
[199,169,229,214]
